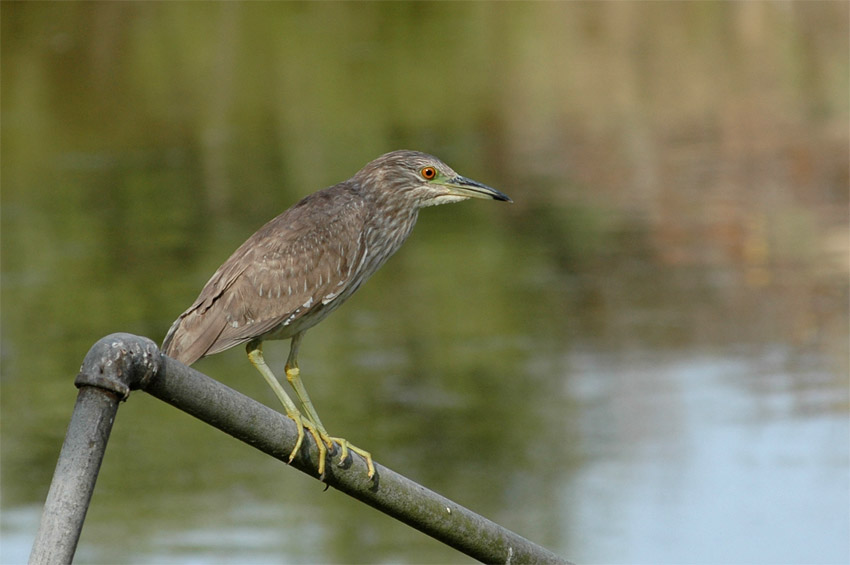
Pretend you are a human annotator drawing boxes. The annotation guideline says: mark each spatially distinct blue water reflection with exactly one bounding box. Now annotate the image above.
[563,350,848,564]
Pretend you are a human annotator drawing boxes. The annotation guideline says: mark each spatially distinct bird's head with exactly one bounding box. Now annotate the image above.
[355,150,511,209]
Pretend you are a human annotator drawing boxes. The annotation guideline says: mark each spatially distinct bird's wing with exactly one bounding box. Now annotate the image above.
[162,193,368,365]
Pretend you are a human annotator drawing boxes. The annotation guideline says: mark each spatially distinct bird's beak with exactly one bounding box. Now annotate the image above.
[441,176,513,202]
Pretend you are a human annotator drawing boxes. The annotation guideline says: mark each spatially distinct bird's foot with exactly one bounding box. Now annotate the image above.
[286,412,329,478]
[328,436,375,480]
[288,421,373,480]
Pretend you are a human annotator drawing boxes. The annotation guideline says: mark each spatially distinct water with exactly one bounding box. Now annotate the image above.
[564,349,848,564]
[2,3,848,564]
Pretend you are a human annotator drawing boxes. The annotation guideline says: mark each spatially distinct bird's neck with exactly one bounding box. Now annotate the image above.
[366,200,419,251]
[356,191,420,278]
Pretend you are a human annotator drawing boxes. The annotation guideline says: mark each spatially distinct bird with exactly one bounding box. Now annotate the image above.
[162,150,511,479]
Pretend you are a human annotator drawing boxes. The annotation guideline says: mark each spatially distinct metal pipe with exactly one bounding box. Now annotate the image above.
[29,334,160,565]
[31,334,570,564]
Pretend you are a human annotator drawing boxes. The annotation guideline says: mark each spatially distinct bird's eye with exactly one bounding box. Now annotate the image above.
[420,167,437,180]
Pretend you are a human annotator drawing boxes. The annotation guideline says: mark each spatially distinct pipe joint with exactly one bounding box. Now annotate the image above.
[75,333,161,400]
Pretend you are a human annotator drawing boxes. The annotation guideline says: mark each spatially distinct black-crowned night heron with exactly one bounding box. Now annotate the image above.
[162,150,511,479]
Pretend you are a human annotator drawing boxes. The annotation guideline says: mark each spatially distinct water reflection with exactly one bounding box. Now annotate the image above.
[564,350,848,564]
[2,2,848,564]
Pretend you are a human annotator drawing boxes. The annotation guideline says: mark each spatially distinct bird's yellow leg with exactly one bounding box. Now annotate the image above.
[286,334,376,479]
[283,334,331,436]
[247,341,328,477]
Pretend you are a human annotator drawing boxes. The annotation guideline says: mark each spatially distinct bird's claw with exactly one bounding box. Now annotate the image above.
[329,436,375,480]
[285,416,374,480]
[287,414,328,478]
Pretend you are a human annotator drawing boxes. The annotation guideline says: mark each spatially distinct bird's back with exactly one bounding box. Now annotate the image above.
[162,183,373,365]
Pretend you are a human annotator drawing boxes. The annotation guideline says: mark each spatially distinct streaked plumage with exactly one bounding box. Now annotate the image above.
[162,150,510,478]
[162,187,372,364]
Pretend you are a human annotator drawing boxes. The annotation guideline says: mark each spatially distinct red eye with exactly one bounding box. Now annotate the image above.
[421,167,436,180]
